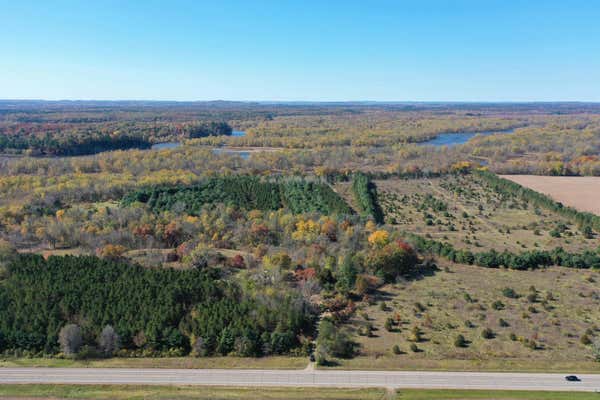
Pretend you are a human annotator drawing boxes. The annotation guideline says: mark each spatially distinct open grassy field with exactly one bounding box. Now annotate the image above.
[0,385,598,400]
[501,175,600,216]
[374,175,598,253]
[0,385,385,400]
[395,389,600,400]
[0,356,307,370]
[338,261,600,372]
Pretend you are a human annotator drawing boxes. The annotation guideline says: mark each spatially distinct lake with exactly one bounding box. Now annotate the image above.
[418,129,514,147]
[151,130,247,151]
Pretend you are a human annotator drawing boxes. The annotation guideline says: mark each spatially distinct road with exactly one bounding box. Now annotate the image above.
[1,368,600,392]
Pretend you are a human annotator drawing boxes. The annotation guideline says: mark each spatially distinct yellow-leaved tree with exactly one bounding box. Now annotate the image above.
[368,230,389,248]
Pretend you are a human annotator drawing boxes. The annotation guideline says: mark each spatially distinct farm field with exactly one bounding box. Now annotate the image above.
[501,175,600,216]
[339,261,600,371]
[374,174,599,254]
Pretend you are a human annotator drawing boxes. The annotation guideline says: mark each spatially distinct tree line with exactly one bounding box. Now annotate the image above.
[351,173,384,224]
[407,233,600,270]
[0,121,232,156]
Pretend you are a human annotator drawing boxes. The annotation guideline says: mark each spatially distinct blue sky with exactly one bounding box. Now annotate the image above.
[1,0,600,101]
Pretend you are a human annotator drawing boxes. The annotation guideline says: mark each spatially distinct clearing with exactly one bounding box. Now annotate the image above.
[338,261,600,372]
[501,175,600,216]
[374,175,598,254]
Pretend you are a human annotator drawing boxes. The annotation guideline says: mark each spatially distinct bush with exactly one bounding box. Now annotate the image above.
[502,287,519,298]
[76,345,100,360]
[409,326,423,342]
[315,319,356,360]
[491,300,505,310]
[409,343,419,352]
[392,344,402,354]
[499,318,510,327]
[481,328,494,339]
[581,334,592,345]
[384,318,394,332]
[454,334,467,348]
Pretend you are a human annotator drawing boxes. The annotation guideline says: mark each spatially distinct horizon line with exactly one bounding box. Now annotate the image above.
[2,99,600,104]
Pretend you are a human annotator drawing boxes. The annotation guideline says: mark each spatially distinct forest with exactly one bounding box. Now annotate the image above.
[122,176,352,216]
[0,101,599,367]
[0,254,314,357]
[0,114,232,155]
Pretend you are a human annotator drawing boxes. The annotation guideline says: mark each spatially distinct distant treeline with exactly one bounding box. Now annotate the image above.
[0,254,314,356]
[122,176,352,215]
[0,121,232,156]
[407,233,600,270]
[351,173,384,223]
[475,170,600,233]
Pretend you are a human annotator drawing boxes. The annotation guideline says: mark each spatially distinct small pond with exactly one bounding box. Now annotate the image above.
[419,129,514,147]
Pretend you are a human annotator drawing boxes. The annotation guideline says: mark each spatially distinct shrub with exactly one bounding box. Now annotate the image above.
[499,318,510,327]
[392,344,402,354]
[409,343,419,352]
[502,287,519,298]
[316,319,356,360]
[581,334,592,345]
[409,326,423,342]
[481,328,494,339]
[491,300,505,310]
[454,334,467,348]
[384,317,394,332]
[528,306,538,314]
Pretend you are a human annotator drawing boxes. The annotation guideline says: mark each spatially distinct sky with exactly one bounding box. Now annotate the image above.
[1,0,600,102]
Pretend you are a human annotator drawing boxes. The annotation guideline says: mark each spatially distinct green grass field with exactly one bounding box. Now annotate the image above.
[0,385,598,400]
[395,389,600,399]
[339,261,600,371]
[0,385,385,400]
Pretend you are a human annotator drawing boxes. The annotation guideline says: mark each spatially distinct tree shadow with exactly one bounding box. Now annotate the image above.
[403,262,439,282]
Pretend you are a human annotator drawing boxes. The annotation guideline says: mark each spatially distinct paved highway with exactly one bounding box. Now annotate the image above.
[1,368,600,392]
